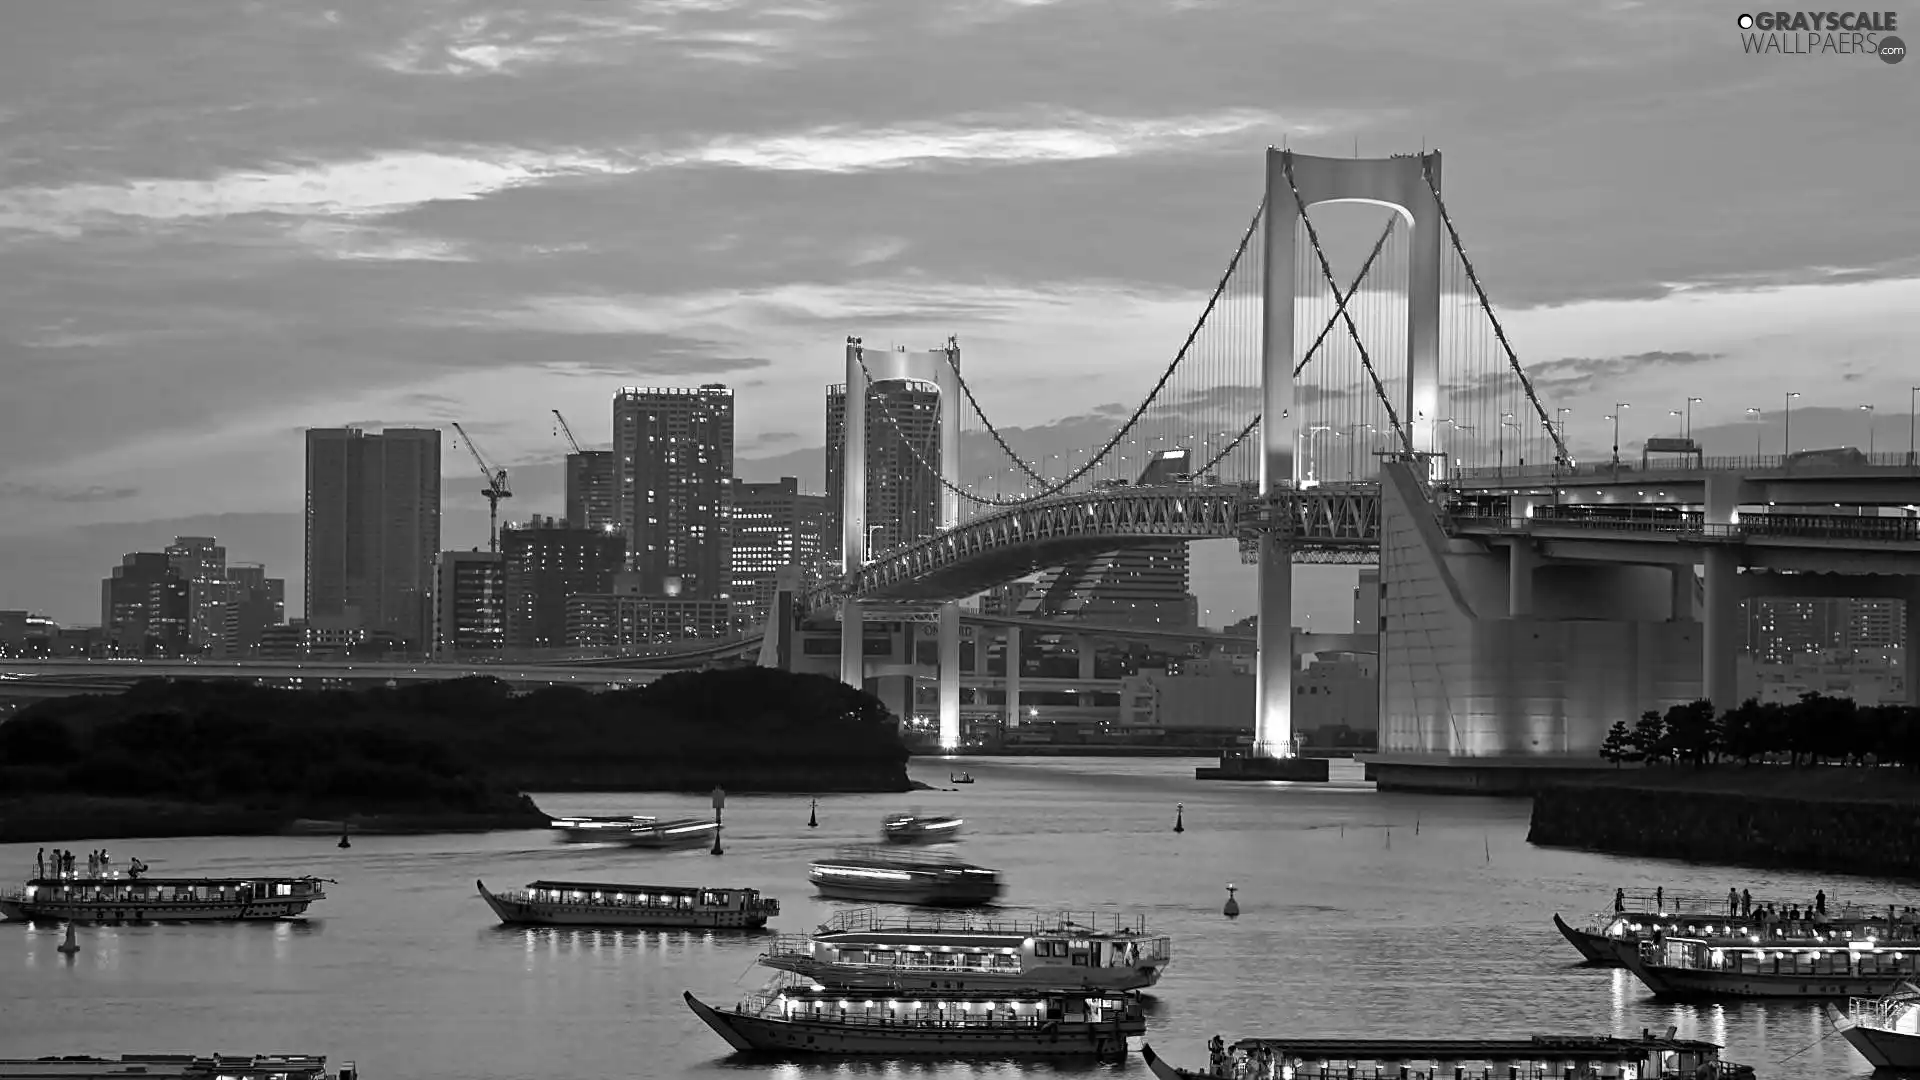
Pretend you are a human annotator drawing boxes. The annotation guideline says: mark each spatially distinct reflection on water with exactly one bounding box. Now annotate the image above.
[0,755,1895,1078]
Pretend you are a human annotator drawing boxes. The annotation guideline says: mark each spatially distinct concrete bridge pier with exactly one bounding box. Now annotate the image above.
[939,602,961,750]
[838,600,864,687]
[1003,624,1022,729]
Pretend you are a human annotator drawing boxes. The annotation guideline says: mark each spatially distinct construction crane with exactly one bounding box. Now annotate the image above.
[451,421,512,553]
[551,409,583,454]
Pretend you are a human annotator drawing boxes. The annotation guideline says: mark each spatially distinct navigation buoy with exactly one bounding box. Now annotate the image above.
[57,923,79,955]
[1223,884,1240,918]
[808,798,818,828]
[337,831,350,849]
[1173,803,1185,833]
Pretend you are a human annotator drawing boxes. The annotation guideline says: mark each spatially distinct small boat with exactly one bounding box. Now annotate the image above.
[1826,981,1920,1070]
[0,1054,356,1079]
[476,879,779,929]
[1141,1032,1755,1079]
[620,818,720,850]
[761,906,1171,991]
[950,772,974,784]
[1622,935,1920,999]
[550,815,656,843]
[809,847,1003,907]
[881,814,963,844]
[684,981,1142,1058]
[0,873,330,924]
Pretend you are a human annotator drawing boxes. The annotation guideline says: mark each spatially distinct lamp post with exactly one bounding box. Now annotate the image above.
[1610,404,1630,470]
[1499,413,1516,477]
[1910,387,1920,466]
[865,524,884,564]
[1860,404,1876,457]
[1745,408,1762,458]
[1669,410,1683,438]
[1783,392,1801,457]
[1685,397,1702,442]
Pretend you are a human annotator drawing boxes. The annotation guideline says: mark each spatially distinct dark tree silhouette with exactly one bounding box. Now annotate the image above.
[1606,695,1920,772]
[1600,720,1636,767]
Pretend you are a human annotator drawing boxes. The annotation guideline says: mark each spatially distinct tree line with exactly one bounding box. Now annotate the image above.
[1600,693,1920,768]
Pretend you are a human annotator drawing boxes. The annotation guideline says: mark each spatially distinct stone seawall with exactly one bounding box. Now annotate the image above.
[1528,777,1920,877]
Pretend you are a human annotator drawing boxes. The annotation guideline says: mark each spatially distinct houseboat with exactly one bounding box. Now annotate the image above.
[1621,936,1920,999]
[0,1054,355,1079]
[1141,1032,1754,1080]
[760,907,1171,991]
[684,980,1142,1058]
[1554,903,1896,967]
[881,814,963,845]
[809,847,1003,907]
[550,815,655,843]
[1825,981,1920,1070]
[620,818,720,850]
[476,879,778,929]
[0,874,330,923]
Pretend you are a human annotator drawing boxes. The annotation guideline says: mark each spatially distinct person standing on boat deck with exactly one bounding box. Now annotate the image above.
[1614,888,1626,913]
[1815,889,1826,915]
[1727,888,1738,915]
[1655,886,1663,910]
[1740,888,1751,916]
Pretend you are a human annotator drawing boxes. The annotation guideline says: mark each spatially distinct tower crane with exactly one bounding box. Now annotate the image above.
[551,409,584,454]
[451,421,512,553]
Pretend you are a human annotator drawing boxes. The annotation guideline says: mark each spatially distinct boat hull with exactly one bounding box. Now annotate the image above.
[684,991,1136,1057]
[1552,913,1626,966]
[0,896,317,923]
[622,821,720,849]
[810,876,1002,907]
[1141,1043,1201,1079]
[1623,951,1911,1000]
[761,956,1162,992]
[1828,1003,1920,1070]
[476,882,769,929]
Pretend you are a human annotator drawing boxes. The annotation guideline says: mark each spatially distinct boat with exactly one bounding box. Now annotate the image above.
[0,873,330,923]
[809,847,1004,907]
[476,879,778,929]
[619,818,720,850]
[950,772,974,784]
[1621,935,1920,999]
[1554,900,1898,967]
[683,979,1142,1058]
[0,1054,355,1079]
[550,814,656,843]
[1140,1032,1755,1079]
[881,814,963,844]
[760,907,1171,991]
[1826,981,1920,1070]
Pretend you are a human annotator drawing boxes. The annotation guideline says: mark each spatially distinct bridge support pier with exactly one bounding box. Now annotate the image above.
[1253,533,1295,757]
[1507,541,1535,618]
[938,603,961,750]
[1003,625,1022,730]
[838,600,864,689]
[1702,548,1740,711]
[1908,587,1920,709]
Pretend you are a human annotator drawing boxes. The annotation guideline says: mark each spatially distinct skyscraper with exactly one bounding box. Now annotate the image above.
[729,477,830,628]
[304,427,441,650]
[612,385,734,599]
[825,380,943,562]
[432,550,505,657]
[565,450,617,531]
[165,535,229,652]
[222,562,286,655]
[501,515,626,648]
[100,552,190,656]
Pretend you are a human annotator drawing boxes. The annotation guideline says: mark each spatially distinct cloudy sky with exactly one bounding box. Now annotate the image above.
[1,0,1915,628]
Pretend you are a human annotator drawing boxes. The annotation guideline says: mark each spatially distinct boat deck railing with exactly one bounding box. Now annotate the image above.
[1596,891,1858,919]
[821,846,982,869]
[819,906,1154,937]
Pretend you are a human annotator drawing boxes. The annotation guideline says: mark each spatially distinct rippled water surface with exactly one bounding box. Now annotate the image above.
[0,757,1904,1078]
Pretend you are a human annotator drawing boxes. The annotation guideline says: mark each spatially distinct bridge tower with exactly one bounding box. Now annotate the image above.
[1257,149,1443,757]
[839,341,965,749]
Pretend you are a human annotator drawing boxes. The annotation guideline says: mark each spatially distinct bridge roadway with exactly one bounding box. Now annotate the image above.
[1451,455,1920,506]
[0,659,672,697]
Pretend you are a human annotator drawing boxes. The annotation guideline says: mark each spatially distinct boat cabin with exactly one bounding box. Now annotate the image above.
[512,881,774,914]
[1647,936,1920,978]
[740,983,1143,1029]
[782,908,1170,976]
[1213,1035,1738,1080]
[19,877,325,906]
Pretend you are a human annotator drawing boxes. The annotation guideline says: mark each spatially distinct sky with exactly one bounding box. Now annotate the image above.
[0,0,1915,629]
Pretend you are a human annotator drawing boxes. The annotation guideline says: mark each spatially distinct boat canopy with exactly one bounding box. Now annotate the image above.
[1229,1035,1723,1062]
[520,881,742,896]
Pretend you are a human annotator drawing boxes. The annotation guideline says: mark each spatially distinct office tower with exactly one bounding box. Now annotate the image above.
[729,477,830,628]
[304,426,441,650]
[223,562,286,656]
[501,515,626,648]
[1015,450,1196,629]
[100,552,190,656]
[165,536,229,652]
[825,380,943,561]
[612,385,734,599]
[433,550,505,657]
[565,450,617,531]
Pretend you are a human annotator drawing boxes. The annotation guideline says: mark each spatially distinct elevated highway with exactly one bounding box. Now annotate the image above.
[1451,454,1920,507]
[0,659,671,700]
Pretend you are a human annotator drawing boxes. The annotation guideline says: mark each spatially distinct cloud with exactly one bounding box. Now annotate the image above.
[1521,350,1721,395]
[0,481,142,504]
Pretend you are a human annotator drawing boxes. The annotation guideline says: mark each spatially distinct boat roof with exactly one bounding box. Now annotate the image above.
[1231,1036,1721,1060]
[818,930,1030,947]
[0,1055,333,1078]
[815,846,990,870]
[520,881,751,894]
[29,876,324,887]
[817,908,1158,940]
[777,985,1125,1003]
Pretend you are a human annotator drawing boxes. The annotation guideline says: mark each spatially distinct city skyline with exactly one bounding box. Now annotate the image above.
[1,2,1915,626]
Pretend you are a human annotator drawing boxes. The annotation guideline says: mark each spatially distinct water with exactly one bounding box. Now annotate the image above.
[0,757,1900,1079]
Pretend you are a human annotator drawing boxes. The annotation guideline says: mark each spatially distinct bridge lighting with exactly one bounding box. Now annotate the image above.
[1859,404,1875,457]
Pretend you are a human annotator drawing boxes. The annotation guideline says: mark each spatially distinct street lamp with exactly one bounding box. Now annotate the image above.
[865,524,885,564]
[1610,403,1630,468]
[1669,410,1683,438]
[1685,397,1703,442]
[1783,392,1801,457]
[1910,387,1920,466]
[1499,412,1516,476]
[1745,407,1762,458]
[1860,404,1876,457]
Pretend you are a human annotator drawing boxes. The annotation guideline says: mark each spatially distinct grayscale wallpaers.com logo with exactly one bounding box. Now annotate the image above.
[1737,11,1905,62]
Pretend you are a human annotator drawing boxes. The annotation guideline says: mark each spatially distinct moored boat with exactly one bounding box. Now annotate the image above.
[0,873,330,923]
[1554,900,1900,967]
[550,815,656,843]
[620,818,720,850]
[809,847,1003,907]
[0,1054,355,1079]
[761,906,1171,991]
[476,879,778,929]
[1141,1032,1754,1079]
[1825,981,1920,1070]
[1621,935,1920,999]
[683,981,1141,1058]
[881,814,963,844]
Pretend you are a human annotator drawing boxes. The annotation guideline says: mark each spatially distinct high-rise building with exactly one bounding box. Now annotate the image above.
[166,536,229,652]
[305,427,441,651]
[565,450,617,531]
[1014,450,1197,629]
[501,516,626,648]
[728,477,830,629]
[1748,596,1908,662]
[825,380,944,564]
[222,562,286,656]
[433,550,505,657]
[100,552,190,656]
[612,385,734,599]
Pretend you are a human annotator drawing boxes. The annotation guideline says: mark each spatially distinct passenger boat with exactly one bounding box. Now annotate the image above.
[1554,902,1895,967]
[1825,981,1920,1070]
[476,879,778,929]
[809,847,1003,907]
[0,874,330,923]
[620,818,720,849]
[950,772,974,784]
[550,814,656,842]
[1621,935,1920,999]
[1141,1032,1755,1079]
[761,907,1171,991]
[881,814,963,844]
[683,979,1142,1058]
[0,1054,355,1079]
